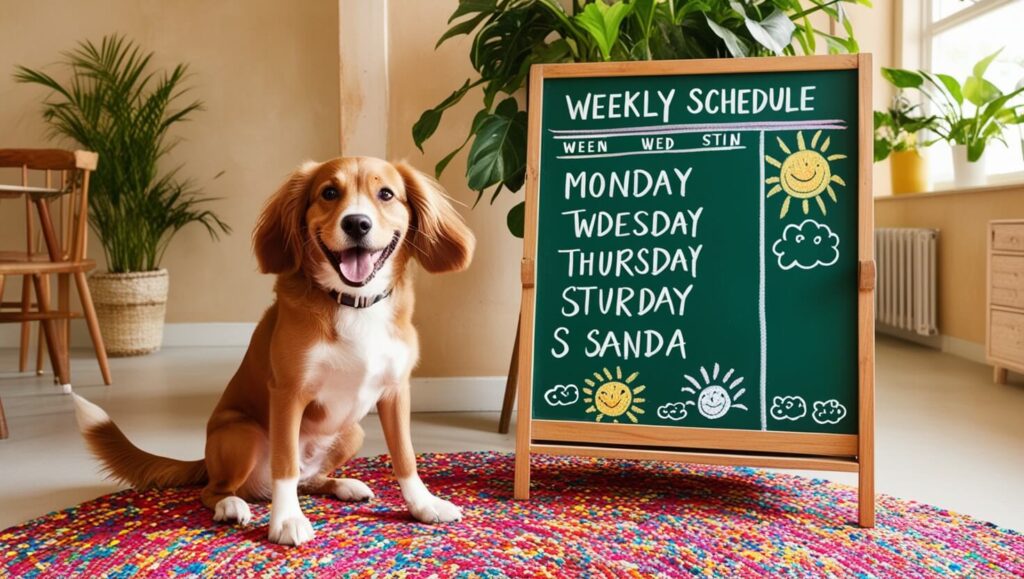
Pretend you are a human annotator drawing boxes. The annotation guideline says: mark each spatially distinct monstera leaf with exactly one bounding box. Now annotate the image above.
[466,97,527,194]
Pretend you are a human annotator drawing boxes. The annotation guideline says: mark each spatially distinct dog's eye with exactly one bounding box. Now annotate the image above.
[321,187,340,201]
[377,188,394,202]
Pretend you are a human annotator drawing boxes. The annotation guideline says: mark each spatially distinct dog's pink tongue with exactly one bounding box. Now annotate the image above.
[339,248,375,284]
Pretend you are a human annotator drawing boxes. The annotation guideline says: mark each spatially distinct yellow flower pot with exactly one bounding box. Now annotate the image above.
[890,149,929,195]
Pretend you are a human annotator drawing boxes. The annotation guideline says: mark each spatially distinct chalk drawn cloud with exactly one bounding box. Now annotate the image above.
[544,384,579,406]
[772,219,840,271]
[656,402,692,421]
[770,396,807,421]
[812,399,847,424]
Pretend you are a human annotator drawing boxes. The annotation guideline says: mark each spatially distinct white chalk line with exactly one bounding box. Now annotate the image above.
[556,145,745,160]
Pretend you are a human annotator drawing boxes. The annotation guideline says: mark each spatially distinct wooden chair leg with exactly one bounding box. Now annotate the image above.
[0,396,8,440]
[58,273,70,378]
[74,271,111,385]
[31,274,70,388]
[37,275,51,378]
[498,319,521,434]
[0,274,6,301]
[18,276,31,372]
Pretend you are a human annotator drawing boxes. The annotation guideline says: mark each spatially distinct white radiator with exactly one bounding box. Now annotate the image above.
[875,228,939,336]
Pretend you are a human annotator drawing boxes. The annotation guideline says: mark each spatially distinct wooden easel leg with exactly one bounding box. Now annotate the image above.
[858,460,875,528]
[994,366,1008,385]
[514,449,530,500]
[498,319,521,434]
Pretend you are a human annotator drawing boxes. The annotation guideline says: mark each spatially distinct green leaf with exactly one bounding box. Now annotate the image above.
[412,79,478,151]
[881,67,924,89]
[963,76,1001,107]
[574,1,634,61]
[967,137,986,162]
[935,73,963,106]
[972,47,1003,80]
[873,137,892,162]
[437,11,492,48]
[434,108,491,178]
[705,17,750,58]
[465,98,527,192]
[449,0,499,22]
[507,201,525,238]
[732,3,796,56]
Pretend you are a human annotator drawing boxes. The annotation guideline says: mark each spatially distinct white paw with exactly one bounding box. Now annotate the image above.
[408,495,462,524]
[332,478,374,502]
[268,515,315,546]
[213,496,252,525]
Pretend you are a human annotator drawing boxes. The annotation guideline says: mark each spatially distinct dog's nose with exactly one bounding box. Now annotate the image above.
[341,214,373,239]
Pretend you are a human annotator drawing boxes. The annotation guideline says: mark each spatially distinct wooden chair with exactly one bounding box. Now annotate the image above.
[0,149,111,402]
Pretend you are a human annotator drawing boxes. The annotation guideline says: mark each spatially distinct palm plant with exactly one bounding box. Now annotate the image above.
[414,0,871,236]
[15,35,229,273]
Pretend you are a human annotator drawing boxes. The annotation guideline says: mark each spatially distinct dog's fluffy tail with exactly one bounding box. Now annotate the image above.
[73,394,207,490]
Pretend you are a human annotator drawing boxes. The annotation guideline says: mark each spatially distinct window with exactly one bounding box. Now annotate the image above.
[920,0,1024,184]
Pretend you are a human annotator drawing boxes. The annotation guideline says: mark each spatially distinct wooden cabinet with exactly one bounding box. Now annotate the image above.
[988,220,1024,383]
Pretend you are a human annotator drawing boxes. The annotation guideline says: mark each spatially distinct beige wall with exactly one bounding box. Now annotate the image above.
[387,0,523,377]
[0,0,340,322]
[2,1,898,378]
[876,185,1024,345]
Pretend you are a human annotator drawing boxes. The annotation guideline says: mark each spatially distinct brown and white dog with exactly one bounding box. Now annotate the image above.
[72,157,475,546]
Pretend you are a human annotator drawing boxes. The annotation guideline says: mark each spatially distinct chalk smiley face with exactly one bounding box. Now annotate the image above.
[697,385,731,419]
[594,381,632,417]
[766,130,847,218]
[780,149,830,198]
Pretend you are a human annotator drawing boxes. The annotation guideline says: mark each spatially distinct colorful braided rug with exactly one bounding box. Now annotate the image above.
[1,451,1021,577]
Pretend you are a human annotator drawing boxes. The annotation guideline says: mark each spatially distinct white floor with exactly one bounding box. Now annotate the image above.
[0,336,1022,532]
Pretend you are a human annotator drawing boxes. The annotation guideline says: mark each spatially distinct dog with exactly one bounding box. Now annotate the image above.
[72,157,475,546]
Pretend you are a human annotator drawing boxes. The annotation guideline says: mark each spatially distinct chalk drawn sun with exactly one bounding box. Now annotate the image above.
[765,130,846,218]
[583,366,646,423]
[683,363,748,420]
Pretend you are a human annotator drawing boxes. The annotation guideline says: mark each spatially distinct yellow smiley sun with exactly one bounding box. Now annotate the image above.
[765,130,847,219]
[583,366,646,423]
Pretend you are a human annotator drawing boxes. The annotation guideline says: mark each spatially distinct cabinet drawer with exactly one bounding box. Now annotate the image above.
[991,255,1024,309]
[992,224,1024,252]
[990,309,1024,366]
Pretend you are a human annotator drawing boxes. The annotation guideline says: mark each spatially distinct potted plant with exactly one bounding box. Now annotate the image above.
[414,0,869,237]
[15,35,230,356]
[874,93,937,194]
[882,49,1024,188]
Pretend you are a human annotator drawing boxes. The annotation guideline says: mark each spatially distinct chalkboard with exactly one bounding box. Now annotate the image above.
[515,55,875,526]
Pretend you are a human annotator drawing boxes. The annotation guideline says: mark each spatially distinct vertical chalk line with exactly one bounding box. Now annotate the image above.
[759,130,768,431]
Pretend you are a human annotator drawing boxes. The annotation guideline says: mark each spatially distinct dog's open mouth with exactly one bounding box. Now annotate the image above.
[317,230,400,287]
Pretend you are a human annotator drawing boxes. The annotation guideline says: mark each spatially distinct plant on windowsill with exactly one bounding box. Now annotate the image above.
[413,0,870,237]
[873,93,937,194]
[881,48,1024,188]
[15,35,230,356]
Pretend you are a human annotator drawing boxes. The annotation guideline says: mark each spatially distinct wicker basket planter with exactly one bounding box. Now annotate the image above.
[88,269,169,357]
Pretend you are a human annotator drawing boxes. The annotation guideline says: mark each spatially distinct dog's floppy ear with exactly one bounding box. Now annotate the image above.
[395,161,475,273]
[252,161,320,274]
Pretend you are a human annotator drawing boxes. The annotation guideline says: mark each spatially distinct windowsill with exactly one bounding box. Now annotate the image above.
[874,181,1024,201]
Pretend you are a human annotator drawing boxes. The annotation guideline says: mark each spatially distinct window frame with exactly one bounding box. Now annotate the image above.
[916,0,1024,186]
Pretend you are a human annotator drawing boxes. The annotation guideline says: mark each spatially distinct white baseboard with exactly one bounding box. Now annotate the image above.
[0,322,258,349]
[408,376,508,413]
[940,335,986,365]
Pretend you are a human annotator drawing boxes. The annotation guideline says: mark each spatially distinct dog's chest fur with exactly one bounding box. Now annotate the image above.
[302,300,411,435]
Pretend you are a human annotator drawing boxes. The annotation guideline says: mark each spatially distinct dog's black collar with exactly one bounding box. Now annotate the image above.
[328,287,393,309]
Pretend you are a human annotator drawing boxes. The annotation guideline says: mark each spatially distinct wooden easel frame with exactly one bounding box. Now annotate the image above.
[514,55,876,528]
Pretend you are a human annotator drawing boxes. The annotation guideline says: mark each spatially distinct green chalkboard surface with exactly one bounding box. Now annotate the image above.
[528,64,861,436]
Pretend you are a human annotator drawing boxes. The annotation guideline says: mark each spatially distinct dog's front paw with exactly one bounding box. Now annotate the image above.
[408,495,462,524]
[331,478,375,502]
[268,515,315,546]
[213,496,252,525]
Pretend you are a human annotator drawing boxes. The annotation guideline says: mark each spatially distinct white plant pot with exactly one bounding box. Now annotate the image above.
[88,269,168,357]
[952,145,987,188]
